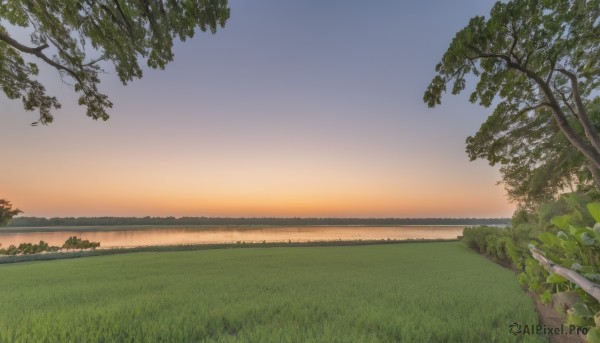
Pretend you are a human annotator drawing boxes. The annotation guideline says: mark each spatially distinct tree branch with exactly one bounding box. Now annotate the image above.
[83,55,107,66]
[509,21,522,65]
[0,31,95,101]
[553,81,578,119]
[523,41,548,69]
[0,32,48,54]
[468,47,600,169]
[555,68,600,154]
[518,102,551,117]
[142,0,160,36]
[99,4,122,27]
[112,0,134,40]
[546,56,557,85]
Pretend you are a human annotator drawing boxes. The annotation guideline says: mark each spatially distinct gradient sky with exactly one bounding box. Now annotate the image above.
[0,0,515,218]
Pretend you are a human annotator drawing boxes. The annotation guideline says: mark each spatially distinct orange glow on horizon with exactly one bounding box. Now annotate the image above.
[5,172,514,218]
[3,143,515,218]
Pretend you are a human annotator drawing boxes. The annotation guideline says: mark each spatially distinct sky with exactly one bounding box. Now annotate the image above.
[0,0,515,218]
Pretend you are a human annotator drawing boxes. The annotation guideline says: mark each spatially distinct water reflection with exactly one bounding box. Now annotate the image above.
[0,226,464,249]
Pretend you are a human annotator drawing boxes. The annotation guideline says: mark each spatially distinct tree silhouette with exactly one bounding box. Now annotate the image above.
[0,0,230,124]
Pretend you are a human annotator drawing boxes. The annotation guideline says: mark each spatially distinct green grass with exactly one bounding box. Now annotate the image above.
[0,242,542,342]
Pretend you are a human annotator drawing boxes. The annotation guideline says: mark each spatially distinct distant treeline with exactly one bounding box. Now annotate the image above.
[8,216,510,227]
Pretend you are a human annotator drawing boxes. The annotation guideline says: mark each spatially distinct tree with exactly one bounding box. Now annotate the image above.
[467,101,595,208]
[424,0,600,207]
[0,0,230,125]
[0,199,22,226]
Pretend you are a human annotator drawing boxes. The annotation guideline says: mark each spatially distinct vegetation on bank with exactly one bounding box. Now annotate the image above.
[0,242,541,342]
[428,2,600,339]
[0,238,452,264]
[462,192,600,342]
[0,236,100,256]
[6,216,510,227]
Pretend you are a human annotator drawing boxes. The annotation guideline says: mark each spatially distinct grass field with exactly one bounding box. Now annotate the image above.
[0,242,542,342]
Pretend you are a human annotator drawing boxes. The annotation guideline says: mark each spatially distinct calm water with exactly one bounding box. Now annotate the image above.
[0,226,464,249]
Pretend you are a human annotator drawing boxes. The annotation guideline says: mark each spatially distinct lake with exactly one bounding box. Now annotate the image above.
[0,225,465,249]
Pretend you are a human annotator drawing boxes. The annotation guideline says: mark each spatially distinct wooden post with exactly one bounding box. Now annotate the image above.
[530,246,600,303]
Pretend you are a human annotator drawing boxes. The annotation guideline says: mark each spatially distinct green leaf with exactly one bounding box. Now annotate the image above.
[593,229,600,242]
[581,232,596,246]
[567,312,587,326]
[584,273,600,282]
[557,231,568,240]
[589,327,600,343]
[540,290,552,305]
[587,203,600,223]
[551,215,571,230]
[570,225,580,235]
[560,240,579,254]
[539,232,561,247]
[546,273,567,284]
[578,265,595,274]
[572,302,593,317]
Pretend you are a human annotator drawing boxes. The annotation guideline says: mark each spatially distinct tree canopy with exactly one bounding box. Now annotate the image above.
[424,0,600,208]
[0,199,22,226]
[0,0,230,125]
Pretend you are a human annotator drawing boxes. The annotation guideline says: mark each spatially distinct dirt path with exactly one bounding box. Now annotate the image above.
[479,253,585,342]
[529,292,585,343]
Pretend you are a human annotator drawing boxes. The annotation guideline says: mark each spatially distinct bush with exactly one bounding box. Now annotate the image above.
[463,192,600,342]
[462,226,497,253]
[0,237,99,255]
[62,236,100,251]
[461,226,513,265]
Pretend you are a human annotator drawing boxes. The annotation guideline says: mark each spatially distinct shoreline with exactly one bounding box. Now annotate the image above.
[0,224,478,233]
[0,238,458,264]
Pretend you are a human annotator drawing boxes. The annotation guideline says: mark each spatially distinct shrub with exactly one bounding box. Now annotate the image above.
[62,236,100,251]
[0,237,99,255]
[461,226,514,265]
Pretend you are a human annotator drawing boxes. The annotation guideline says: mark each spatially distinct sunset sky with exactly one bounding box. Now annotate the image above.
[0,0,515,218]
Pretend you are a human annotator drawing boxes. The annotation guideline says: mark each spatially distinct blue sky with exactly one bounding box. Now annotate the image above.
[0,0,513,217]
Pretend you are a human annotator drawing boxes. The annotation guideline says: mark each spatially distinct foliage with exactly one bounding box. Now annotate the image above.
[461,224,536,271]
[467,194,600,340]
[0,236,98,255]
[462,197,600,342]
[62,236,100,251]
[424,0,600,208]
[536,191,599,230]
[0,241,58,255]
[462,226,508,261]
[0,0,230,124]
[532,202,600,295]
[431,1,600,333]
[540,290,552,305]
[464,194,600,290]
[0,199,22,226]
[0,243,542,342]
